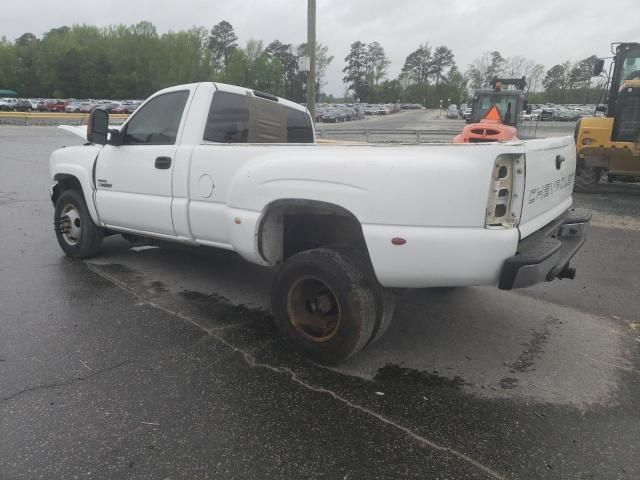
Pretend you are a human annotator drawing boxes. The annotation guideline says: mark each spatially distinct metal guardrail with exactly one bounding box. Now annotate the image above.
[0,111,129,126]
[316,128,461,143]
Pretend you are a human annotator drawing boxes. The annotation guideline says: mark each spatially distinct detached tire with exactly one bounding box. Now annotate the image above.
[573,166,600,193]
[271,248,376,365]
[54,189,103,258]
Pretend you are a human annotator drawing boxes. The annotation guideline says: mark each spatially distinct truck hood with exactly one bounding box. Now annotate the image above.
[57,124,122,141]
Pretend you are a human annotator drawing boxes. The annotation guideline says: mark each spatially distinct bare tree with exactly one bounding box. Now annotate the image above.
[466,51,499,88]
[527,64,546,93]
[503,55,534,79]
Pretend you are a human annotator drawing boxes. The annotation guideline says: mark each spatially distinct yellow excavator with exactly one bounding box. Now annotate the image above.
[574,42,640,192]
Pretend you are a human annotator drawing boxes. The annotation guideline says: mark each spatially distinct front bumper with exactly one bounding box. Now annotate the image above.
[499,208,591,290]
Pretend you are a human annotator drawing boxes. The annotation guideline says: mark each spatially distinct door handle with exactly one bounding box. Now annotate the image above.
[155,156,172,169]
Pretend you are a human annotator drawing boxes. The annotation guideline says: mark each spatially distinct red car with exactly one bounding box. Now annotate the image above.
[45,99,67,112]
[111,103,140,114]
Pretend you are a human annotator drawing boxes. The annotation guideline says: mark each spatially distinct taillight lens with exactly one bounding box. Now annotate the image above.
[485,154,525,228]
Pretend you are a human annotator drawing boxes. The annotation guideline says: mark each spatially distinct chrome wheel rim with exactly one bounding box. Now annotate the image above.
[60,204,82,245]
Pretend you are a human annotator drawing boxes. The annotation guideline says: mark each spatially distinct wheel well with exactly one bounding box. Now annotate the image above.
[51,174,83,205]
[258,200,370,266]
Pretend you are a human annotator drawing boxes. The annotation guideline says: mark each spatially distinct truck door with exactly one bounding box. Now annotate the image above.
[95,90,190,236]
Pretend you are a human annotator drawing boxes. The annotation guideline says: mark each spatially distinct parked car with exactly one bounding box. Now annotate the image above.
[401,103,423,109]
[99,102,122,113]
[78,102,95,113]
[111,103,140,114]
[320,109,343,123]
[66,102,79,113]
[554,109,581,122]
[0,98,18,111]
[446,104,458,119]
[14,99,33,112]
[45,99,67,112]
[539,109,554,121]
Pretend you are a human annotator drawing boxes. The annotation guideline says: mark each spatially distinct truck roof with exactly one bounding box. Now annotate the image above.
[149,82,309,115]
[214,82,308,113]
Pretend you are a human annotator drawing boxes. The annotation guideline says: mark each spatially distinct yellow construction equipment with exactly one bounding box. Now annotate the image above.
[574,43,640,192]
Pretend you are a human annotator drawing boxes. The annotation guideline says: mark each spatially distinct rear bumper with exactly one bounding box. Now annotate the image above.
[499,208,591,290]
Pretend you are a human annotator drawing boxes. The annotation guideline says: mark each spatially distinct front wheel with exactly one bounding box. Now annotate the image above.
[271,248,376,365]
[54,189,103,258]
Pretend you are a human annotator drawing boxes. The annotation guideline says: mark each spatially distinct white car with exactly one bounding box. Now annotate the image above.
[49,82,590,364]
[0,98,18,111]
[65,102,82,113]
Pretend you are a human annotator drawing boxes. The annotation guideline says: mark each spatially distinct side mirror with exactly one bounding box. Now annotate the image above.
[87,109,109,144]
[108,128,123,146]
[593,58,605,77]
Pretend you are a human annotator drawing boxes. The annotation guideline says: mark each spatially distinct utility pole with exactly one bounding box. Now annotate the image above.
[307,0,316,119]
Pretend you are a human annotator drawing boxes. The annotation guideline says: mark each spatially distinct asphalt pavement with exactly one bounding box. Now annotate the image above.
[1,125,639,479]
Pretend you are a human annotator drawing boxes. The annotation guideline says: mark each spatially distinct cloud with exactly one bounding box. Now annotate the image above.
[2,0,639,95]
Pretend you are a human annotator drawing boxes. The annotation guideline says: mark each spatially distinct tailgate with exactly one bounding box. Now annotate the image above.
[519,136,576,238]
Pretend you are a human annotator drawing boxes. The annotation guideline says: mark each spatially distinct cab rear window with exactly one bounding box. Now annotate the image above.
[204,91,313,144]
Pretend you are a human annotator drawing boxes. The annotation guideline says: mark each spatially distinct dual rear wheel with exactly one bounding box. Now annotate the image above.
[271,248,396,365]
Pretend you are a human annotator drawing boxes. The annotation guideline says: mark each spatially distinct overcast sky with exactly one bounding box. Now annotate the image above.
[2,0,639,95]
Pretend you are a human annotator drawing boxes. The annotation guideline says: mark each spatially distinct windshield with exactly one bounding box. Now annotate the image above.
[472,94,519,125]
[618,47,640,85]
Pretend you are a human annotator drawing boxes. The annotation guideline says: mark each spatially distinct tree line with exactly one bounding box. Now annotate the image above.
[342,44,604,107]
[0,20,604,105]
[0,21,333,102]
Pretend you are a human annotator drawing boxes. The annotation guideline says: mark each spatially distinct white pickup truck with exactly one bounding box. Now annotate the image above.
[50,82,590,364]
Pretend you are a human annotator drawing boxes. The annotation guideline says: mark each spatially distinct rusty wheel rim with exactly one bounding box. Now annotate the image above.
[287,277,341,343]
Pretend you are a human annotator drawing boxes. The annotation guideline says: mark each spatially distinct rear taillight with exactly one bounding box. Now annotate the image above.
[485,154,525,228]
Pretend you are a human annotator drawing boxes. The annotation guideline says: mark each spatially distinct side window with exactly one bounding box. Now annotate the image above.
[204,92,250,143]
[287,109,314,143]
[123,90,189,145]
[204,91,314,143]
